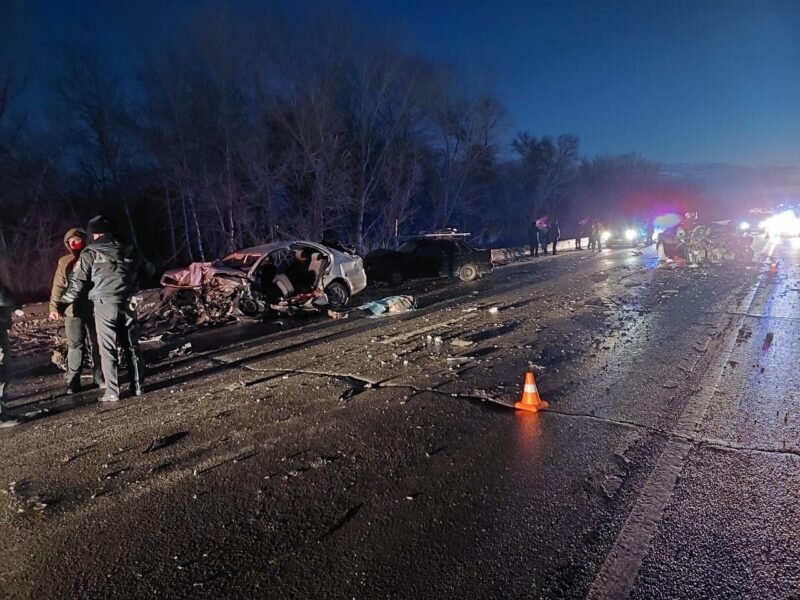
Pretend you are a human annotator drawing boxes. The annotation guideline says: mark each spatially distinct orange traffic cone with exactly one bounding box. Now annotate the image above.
[514,371,548,412]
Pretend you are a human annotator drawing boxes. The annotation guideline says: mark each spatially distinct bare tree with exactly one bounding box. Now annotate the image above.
[55,45,143,250]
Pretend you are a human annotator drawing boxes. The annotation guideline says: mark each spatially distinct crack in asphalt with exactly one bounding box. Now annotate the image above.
[206,358,512,409]
[544,408,800,458]
[699,440,800,459]
[213,359,800,461]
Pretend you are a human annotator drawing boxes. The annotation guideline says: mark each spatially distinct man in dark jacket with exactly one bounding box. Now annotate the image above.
[527,220,539,257]
[49,228,104,393]
[61,216,145,402]
[0,275,19,426]
[549,219,561,255]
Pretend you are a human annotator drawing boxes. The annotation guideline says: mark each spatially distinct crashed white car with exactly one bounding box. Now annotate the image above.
[160,240,367,316]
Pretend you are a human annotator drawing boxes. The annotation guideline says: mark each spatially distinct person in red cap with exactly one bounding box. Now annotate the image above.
[60,216,145,402]
[49,227,104,394]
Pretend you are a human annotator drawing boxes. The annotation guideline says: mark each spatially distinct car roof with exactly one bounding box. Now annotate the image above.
[231,240,336,255]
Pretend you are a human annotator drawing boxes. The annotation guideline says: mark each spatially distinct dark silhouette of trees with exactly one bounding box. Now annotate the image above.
[0,10,684,299]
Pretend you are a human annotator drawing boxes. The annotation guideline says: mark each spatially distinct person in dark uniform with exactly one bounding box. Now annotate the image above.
[593,221,604,252]
[550,219,561,255]
[61,216,145,402]
[528,220,540,257]
[576,219,586,250]
[0,275,19,427]
[49,227,104,394]
[541,224,550,255]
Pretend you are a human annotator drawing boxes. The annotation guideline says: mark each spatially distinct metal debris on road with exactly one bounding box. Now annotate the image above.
[168,343,193,358]
[763,332,774,350]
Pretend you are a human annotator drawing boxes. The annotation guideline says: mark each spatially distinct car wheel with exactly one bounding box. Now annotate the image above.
[325,281,350,310]
[238,294,262,317]
[388,270,404,287]
[459,263,479,282]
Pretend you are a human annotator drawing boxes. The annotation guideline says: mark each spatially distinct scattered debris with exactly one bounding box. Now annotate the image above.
[143,431,189,453]
[168,343,193,358]
[488,307,500,314]
[763,332,774,351]
[316,503,363,541]
[602,475,624,499]
[450,338,474,348]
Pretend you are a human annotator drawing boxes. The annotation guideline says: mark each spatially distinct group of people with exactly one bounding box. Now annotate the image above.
[527,218,611,257]
[527,219,561,257]
[0,215,147,427]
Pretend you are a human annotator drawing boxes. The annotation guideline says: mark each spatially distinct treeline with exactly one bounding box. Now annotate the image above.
[0,7,690,299]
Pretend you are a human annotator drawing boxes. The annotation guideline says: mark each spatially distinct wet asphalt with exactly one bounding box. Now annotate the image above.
[1,238,798,599]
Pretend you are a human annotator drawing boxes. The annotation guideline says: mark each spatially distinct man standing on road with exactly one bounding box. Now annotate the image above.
[528,219,539,257]
[550,219,561,255]
[0,273,19,427]
[49,228,104,394]
[576,218,587,250]
[60,216,145,402]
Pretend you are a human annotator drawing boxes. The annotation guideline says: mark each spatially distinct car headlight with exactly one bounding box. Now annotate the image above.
[739,221,750,231]
[600,231,611,242]
[624,229,637,240]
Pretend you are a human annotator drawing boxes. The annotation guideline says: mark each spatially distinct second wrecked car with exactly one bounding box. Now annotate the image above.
[657,215,754,265]
[160,241,367,317]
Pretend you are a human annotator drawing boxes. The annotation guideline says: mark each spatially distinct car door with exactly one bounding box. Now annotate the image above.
[412,240,445,277]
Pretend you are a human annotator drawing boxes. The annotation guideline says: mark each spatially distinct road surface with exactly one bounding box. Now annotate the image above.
[1,238,798,599]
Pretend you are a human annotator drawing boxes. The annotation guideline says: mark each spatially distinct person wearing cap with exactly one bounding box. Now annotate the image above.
[0,273,19,426]
[49,228,104,394]
[60,215,145,402]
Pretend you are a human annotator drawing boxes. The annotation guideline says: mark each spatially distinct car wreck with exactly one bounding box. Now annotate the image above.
[657,215,754,265]
[159,241,367,319]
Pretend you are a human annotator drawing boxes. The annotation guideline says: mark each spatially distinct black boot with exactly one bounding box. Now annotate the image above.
[66,377,82,395]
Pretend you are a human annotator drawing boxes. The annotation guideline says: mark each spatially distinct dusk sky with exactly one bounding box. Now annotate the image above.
[9,0,800,182]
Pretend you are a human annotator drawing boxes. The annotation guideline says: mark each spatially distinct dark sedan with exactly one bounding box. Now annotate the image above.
[364,237,492,286]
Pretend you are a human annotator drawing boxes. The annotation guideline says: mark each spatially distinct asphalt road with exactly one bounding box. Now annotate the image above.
[1,238,798,599]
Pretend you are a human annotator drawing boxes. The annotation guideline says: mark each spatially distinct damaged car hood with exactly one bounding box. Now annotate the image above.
[161,263,249,288]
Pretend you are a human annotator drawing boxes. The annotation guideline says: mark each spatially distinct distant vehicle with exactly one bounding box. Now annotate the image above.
[602,221,649,248]
[160,240,367,315]
[759,207,800,238]
[735,207,773,234]
[364,232,492,286]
